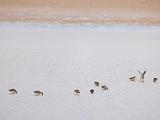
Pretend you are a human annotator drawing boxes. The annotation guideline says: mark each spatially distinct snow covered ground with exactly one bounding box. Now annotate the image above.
[0,23,160,120]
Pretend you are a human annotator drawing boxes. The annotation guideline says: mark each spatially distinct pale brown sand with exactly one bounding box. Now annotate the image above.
[0,0,160,24]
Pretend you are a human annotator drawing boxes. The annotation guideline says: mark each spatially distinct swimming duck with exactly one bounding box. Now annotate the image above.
[153,78,158,82]
[129,76,136,81]
[101,85,108,90]
[94,82,99,86]
[34,91,43,96]
[90,89,94,94]
[9,89,17,95]
[74,89,80,95]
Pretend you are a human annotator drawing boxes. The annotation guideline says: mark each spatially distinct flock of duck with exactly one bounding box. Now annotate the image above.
[129,70,158,83]
[8,89,44,96]
[8,70,159,96]
[74,82,109,95]
[8,81,108,96]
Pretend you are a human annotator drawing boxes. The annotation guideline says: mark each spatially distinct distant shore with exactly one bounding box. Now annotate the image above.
[0,0,160,25]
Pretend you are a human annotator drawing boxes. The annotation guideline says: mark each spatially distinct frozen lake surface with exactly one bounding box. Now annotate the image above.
[0,23,160,120]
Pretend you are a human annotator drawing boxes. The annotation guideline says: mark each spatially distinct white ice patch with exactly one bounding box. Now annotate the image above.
[0,23,160,120]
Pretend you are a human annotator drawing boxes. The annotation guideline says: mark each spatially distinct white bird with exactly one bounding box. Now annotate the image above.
[138,70,146,82]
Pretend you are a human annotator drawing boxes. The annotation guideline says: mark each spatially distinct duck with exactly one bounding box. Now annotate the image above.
[74,89,80,95]
[34,91,43,96]
[94,82,99,86]
[101,85,108,90]
[9,89,17,95]
[129,76,136,81]
[153,78,158,82]
[90,89,94,94]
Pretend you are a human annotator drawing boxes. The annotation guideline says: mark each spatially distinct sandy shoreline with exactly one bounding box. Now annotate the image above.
[0,7,160,25]
[0,0,160,24]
